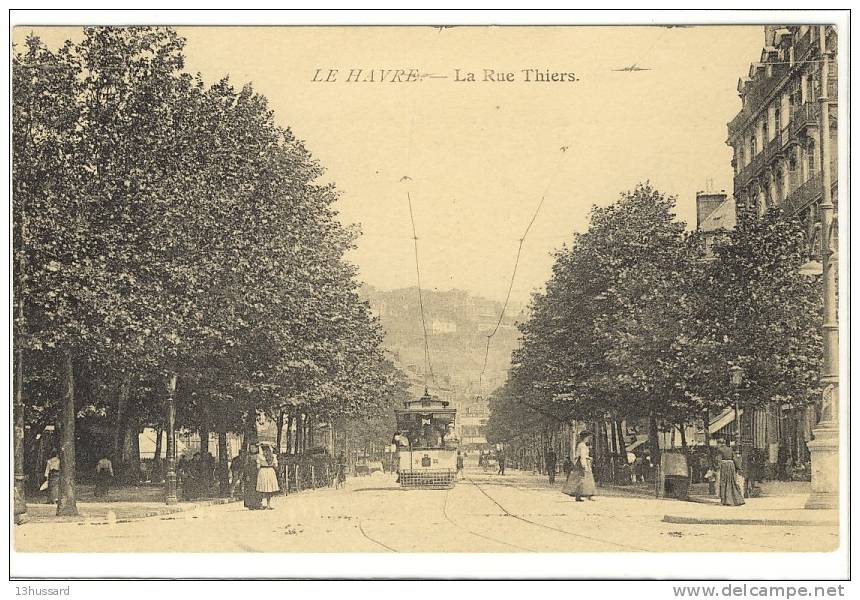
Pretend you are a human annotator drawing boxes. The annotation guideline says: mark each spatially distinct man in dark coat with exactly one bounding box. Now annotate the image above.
[545,450,558,484]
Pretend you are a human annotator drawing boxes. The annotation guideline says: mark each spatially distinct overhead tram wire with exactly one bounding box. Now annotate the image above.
[406,190,436,390]
[477,147,569,398]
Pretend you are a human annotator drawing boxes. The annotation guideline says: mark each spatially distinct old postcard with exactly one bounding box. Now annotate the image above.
[8,11,850,584]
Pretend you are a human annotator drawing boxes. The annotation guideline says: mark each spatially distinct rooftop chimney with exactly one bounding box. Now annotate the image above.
[696,191,729,229]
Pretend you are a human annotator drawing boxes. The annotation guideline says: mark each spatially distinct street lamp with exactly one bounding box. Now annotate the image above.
[729,364,751,497]
[729,365,744,445]
[729,364,745,388]
[802,25,839,510]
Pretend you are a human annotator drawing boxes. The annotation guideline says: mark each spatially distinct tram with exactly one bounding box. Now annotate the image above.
[394,389,458,489]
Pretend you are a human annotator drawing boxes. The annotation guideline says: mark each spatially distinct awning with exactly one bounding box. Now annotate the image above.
[627,435,649,451]
[709,407,741,434]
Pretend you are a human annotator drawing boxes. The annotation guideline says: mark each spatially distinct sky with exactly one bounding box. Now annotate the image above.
[18,25,764,304]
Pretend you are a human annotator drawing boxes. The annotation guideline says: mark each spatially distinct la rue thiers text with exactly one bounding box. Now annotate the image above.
[312,68,579,83]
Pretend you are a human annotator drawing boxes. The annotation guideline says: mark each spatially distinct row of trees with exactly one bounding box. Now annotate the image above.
[486,183,823,468]
[13,27,405,516]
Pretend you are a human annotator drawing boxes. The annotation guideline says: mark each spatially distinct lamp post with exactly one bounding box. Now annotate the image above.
[164,373,178,505]
[729,364,751,497]
[803,25,839,510]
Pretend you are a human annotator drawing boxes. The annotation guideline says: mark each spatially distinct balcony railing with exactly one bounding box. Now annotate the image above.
[782,173,822,215]
[728,62,791,137]
[734,149,766,190]
[782,162,836,215]
[763,132,782,163]
[794,27,817,62]
[791,102,820,134]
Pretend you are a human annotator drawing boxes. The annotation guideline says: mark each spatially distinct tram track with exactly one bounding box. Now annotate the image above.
[465,475,789,552]
[464,476,649,551]
[441,488,535,552]
[357,518,399,552]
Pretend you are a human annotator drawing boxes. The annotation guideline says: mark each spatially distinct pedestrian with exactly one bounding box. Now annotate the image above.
[456,451,464,480]
[545,449,557,484]
[717,439,745,506]
[633,454,645,483]
[562,431,596,502]
[243,443,263,510]
[94,455,114,499]
[43,452,60,504]
[230,449,245,497]
[392,431,410,483]
[186,452,202,500]
[335,452,347,489]
[256,443,280,510]
[497,450,506,475]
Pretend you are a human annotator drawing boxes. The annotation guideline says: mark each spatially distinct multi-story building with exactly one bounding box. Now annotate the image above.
[723,25,838,479]
[727,25,837,246]
[456,398,490,451]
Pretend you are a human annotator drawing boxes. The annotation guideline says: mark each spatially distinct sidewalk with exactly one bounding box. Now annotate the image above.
[22,483,240,525]
[663,480,838,527]
[597,479,837,527]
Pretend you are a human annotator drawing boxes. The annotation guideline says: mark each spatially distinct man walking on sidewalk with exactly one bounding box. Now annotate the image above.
[545,449,557,484]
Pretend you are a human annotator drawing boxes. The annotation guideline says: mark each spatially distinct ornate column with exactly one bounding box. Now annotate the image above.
[806,26,838,510]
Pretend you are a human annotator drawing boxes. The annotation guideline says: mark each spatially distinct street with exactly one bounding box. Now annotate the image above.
[15,467,838,553]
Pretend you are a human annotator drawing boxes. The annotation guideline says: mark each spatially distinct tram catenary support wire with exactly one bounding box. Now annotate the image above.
[406,190,436,388]
[478,147,568,397]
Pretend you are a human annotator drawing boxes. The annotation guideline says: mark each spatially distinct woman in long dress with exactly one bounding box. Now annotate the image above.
[256,444,280,510]
[717,440,745,506]
[243,443,262,510]
[562,432,597,502]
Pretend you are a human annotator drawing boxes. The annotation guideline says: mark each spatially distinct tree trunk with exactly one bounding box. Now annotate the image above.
[199,421,210,456]
[122,420,141,484]
[703,408,714,494]
[295,411,304,454]
[57,351,78,516]
[276,410,284,453]
[245,407,258,447]
[616,419,627,457]
[218,416,229,497]
[648,411,661,465]
[112,375,131,479]
[286,413,294,455]
[679,421,688,452]
[153,426,163,483]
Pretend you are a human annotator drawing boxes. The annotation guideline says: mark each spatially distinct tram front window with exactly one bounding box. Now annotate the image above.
[399,416,448,450]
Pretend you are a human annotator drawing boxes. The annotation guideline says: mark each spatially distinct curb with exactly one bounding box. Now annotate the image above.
[662,514,838,527]
[22,496,241,526]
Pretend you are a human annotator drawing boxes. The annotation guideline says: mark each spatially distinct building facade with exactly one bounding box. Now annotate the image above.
[722,24,838,480]
[727,25,837,248]
[456,397,490,450]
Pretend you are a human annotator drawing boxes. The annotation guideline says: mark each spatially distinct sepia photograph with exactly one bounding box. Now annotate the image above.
[6,8,851,586]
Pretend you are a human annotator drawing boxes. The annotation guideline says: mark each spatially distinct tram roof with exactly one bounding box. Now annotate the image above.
[397,391,455,413]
